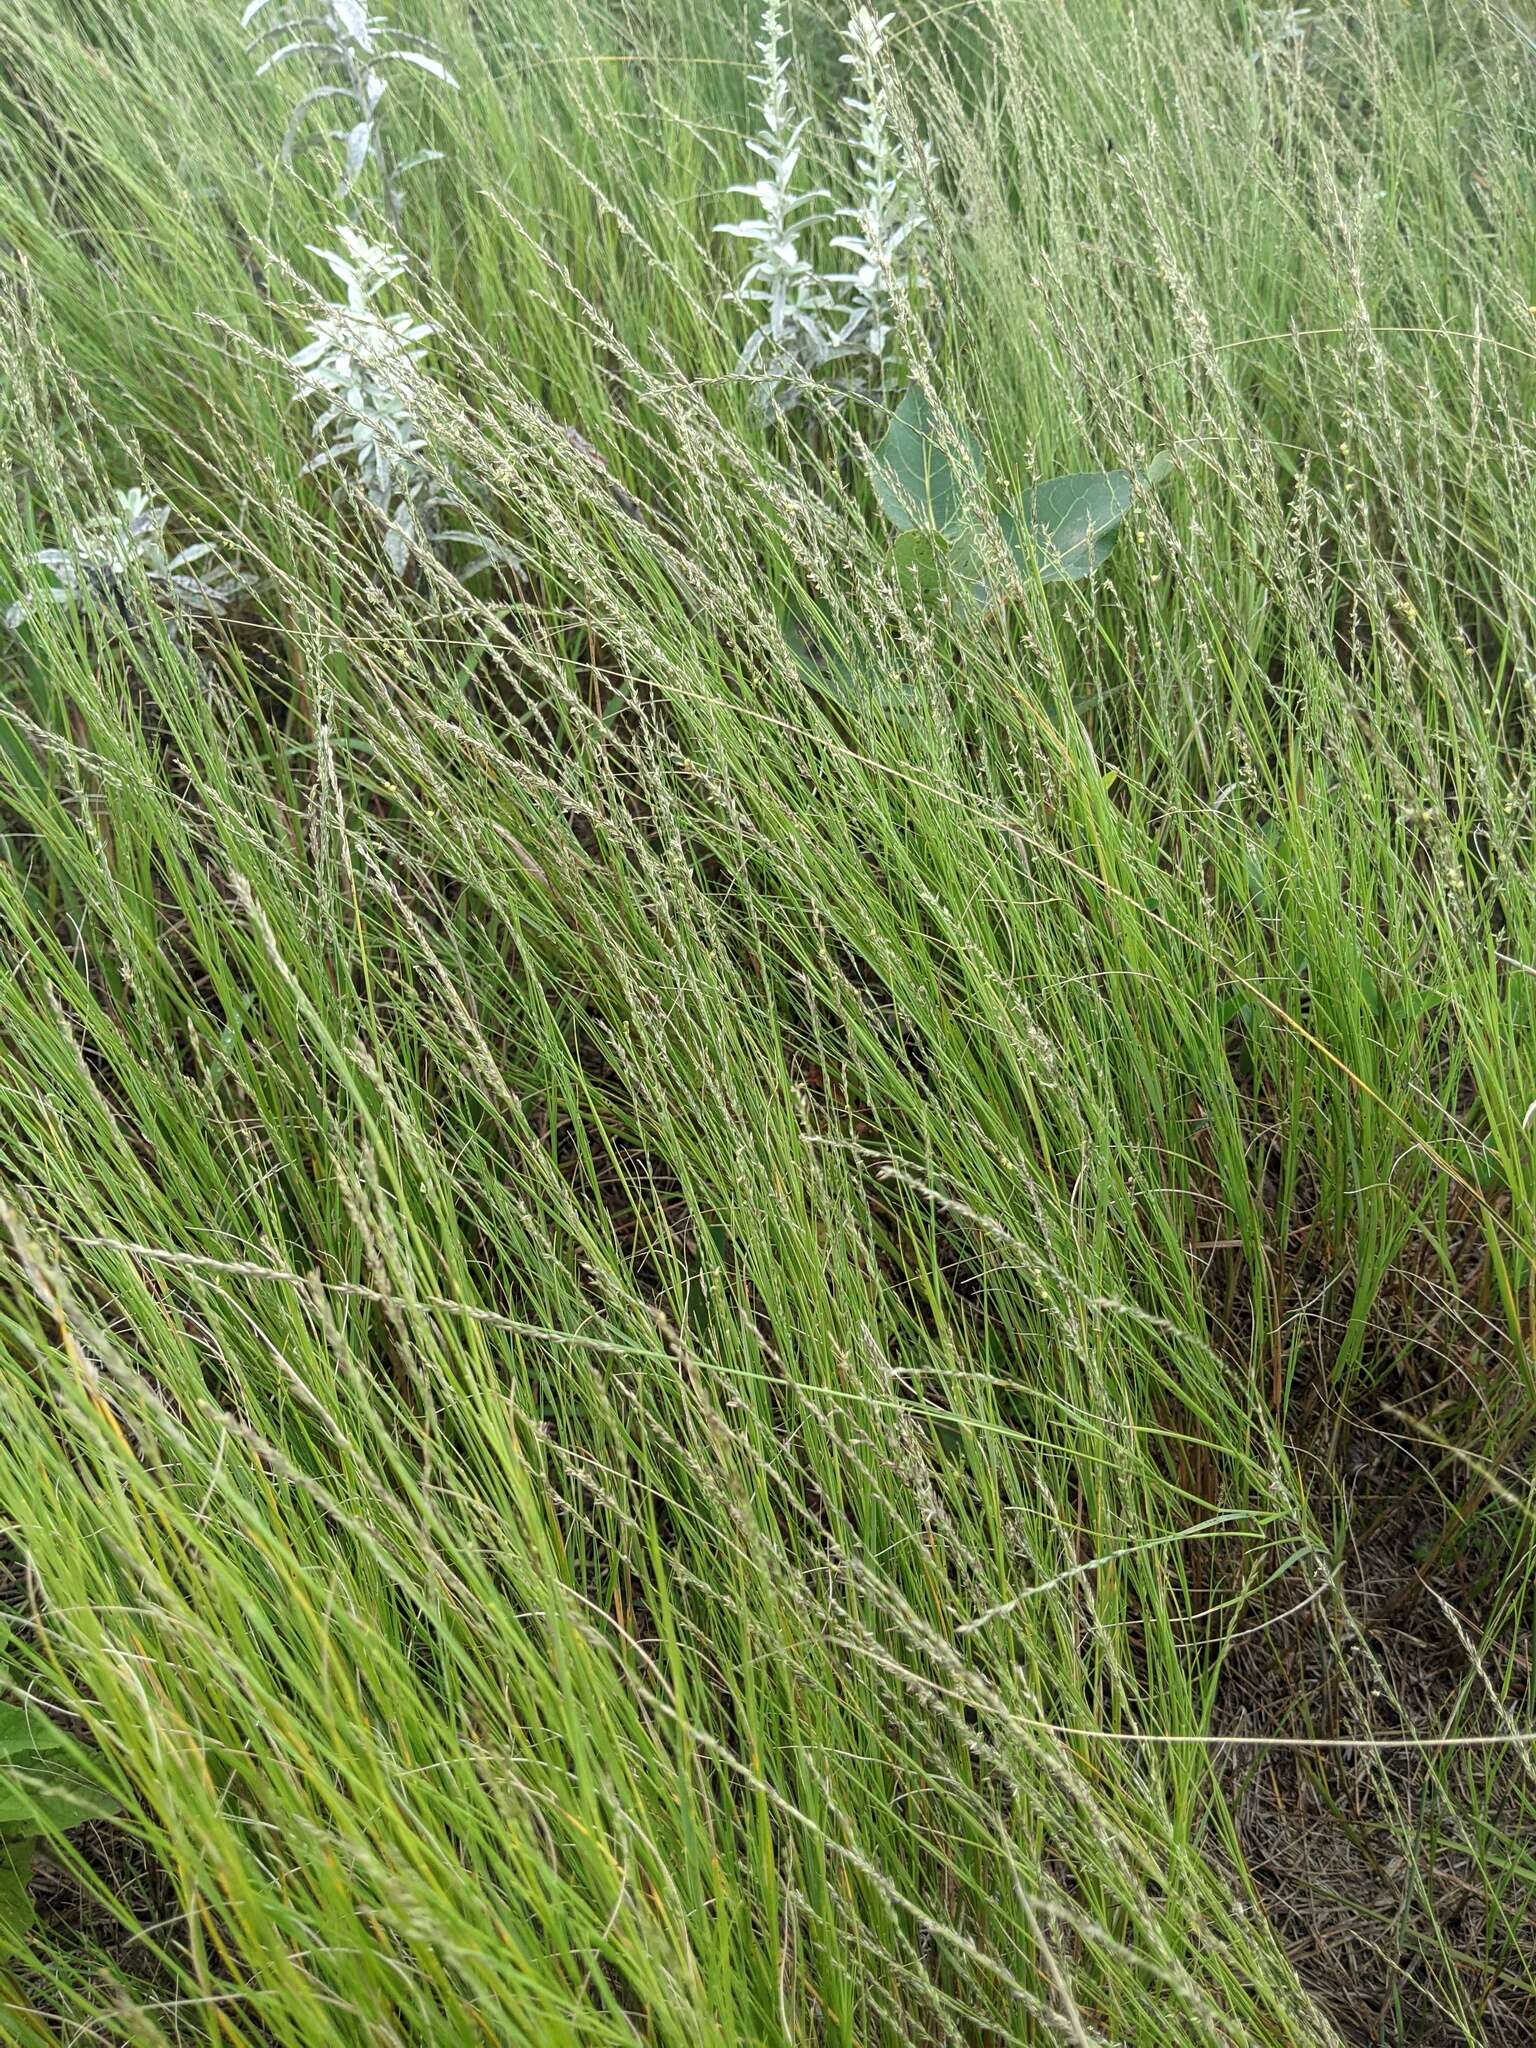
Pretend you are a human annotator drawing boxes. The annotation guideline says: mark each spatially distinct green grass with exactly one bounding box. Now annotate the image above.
[1,0,1534,2039]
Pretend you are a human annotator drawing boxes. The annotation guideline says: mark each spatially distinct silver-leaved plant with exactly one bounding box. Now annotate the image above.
[291,228,511,578]
[717,1,931,414]
[715,0,840,414]
[826,7,931,387]
[243,0,455,227]
[1251,7,1313,63]
[5,488,253,631]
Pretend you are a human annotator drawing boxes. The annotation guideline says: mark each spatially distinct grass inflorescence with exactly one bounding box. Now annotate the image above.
[0,0,1534,2040]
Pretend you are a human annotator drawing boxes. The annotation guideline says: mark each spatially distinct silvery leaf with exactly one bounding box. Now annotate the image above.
[372,49,456,84]
[341,119,373,190]
[281,85,351,163]
[383,520,411,574]
[331,0,373,49]
[256,40,330,73]
[247,13,329,50]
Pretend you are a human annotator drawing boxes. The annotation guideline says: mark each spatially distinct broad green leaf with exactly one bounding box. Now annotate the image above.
[889,528,951,598]
[889,530,988,615]
[0,1770,119,1831]
[0,1707,119,1830]
[944,526,995,610]
[0,1838,36,1952]
[0,1705,117,1958]
[870,386,982,535]
[0,1707,69,1764]
[1003,469,1133,584]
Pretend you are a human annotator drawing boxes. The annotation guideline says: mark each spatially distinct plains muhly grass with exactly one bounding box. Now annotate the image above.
[1,0,1535,2040]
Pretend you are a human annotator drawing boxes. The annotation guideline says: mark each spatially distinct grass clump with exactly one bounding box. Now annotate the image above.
[0,0,1534,2042]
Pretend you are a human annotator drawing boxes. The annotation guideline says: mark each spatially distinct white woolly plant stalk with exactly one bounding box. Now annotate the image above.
[290,228,510,579]
[827,7,931,391]
[243,0,456,230]
[715,0,839,414]
[718,2,932,414]
[5,488,253,633]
